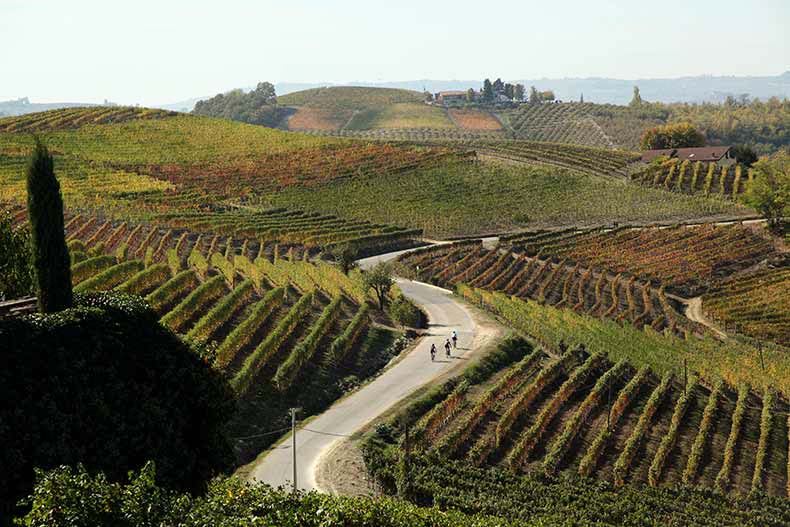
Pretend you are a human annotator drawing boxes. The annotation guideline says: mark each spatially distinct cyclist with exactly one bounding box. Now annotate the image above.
[451,330,458,349]
[445,339,452,358]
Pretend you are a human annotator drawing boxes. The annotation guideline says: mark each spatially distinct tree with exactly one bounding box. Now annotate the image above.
[529,86,540,104]
[540,90,555,102]
[639,122,706,150]
[493,78,505,94]
[362,262,393,310]
[504,83,515,99]
[580,93,584,103]
[514,84,525,101]
[744,151,789,232]
[26,139,72,313]
[0,214,35,301]
[465,88,475,103]
[630,86,643,107]
[193,81,280,127]
[333,244,358,275]
[482,79,494,102]
[731,144,758,167]
[423,91,433,102]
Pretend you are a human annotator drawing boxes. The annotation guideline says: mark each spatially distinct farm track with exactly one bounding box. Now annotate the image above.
[247,246,504,491]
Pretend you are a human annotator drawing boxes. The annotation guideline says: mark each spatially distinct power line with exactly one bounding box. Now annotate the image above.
[232,427,291,441]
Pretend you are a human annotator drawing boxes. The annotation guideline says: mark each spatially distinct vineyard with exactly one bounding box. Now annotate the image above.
[8,206,403,462]
[499,103,614,148]
[0,106,177,133]
[267,156,746,239]
[448,109,503,131]
[398,241,702,338]
[703,267,790,346]
[631,159,754,198]
[503,223,784,296]
[0,109,445,255]
[380,337,790,498]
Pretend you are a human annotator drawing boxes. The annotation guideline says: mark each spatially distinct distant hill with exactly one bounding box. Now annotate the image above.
[157,72,790,112]
[0,97,103,117]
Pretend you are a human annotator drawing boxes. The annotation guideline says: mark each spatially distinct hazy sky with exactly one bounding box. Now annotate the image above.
[1,0,788,105]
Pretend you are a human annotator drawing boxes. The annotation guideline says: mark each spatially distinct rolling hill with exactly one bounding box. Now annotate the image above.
[0,106,751,243]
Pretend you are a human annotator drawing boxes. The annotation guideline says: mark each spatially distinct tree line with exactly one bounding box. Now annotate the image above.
[192,82,282,127]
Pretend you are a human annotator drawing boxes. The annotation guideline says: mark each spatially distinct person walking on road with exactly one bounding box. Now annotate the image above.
[430,343,437,362]
[445,339,452,358]
[451,330,458,349]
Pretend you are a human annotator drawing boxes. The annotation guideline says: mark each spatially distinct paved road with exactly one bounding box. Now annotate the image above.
[249,248,489,491]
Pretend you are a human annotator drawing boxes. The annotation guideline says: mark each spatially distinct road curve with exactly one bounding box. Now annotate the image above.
[248,248,486,491]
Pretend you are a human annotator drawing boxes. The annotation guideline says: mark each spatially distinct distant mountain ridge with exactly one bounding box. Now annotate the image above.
[4,72,789,116]
[158,72,790,111]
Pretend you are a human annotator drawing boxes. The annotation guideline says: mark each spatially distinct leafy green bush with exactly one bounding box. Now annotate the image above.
[0,213,34,300]
[0,292,234,522]
[19,463,523,527]
[386,296,424,328]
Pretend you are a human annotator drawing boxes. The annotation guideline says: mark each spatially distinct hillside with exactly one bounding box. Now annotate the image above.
[6,206,400,464]
[0,107,750,242]
[0,106,437,255]
[278,86,456,131]
[274,86,790,154]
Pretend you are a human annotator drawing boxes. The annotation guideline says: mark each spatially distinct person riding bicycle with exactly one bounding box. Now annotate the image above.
[430,343,437,362]
[451,330,458,349]
[445,339,452,358]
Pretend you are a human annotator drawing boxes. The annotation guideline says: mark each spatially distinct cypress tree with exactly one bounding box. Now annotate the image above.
[26,138,72,312]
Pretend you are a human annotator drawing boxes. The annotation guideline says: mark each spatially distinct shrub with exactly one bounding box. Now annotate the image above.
[0,292,234,521]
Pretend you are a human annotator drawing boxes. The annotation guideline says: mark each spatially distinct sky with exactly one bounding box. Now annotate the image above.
[1,0,788,106]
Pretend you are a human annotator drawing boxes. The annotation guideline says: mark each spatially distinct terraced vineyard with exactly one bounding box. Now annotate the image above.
[398,241,702,338]
[34,209,395,462]
[631,159,754,198]
[472,139,640,178]
[0,108,439,255]
[703,267,790,346]
[500,103,614,148]
[397,341,790,497]
[0,106,177,133]
[504,223,783,296]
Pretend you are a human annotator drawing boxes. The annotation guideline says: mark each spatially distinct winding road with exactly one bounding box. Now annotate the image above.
[248,247,494,491]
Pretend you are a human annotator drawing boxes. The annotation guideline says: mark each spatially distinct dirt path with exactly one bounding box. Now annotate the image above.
[681,296,728,339]
[245,246,504,492]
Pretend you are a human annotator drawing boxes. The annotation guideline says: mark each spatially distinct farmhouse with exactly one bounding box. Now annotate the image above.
[640,146,734,166]
[436,90,467,105]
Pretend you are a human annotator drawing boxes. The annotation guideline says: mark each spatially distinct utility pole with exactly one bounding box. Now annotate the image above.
[290,407,301,493]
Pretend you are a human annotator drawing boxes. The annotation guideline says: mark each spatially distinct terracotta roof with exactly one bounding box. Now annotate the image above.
[640,149,675,162]
[438,90,467,97]
[640,146,731,163]
[674,146,731,161]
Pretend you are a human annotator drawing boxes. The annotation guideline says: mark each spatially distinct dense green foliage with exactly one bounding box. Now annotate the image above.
[0,292,234,520]
[0,213,34,300]
[18,463,525,527]
[639,122,706,150]
[744,151,790,230]
[25,140,72,312]
[192,82,282,127]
